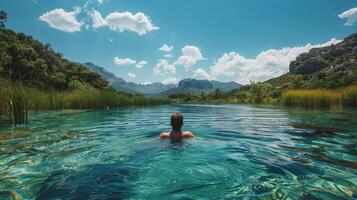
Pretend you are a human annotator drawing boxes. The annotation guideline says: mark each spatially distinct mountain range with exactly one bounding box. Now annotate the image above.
[83,62,243,96]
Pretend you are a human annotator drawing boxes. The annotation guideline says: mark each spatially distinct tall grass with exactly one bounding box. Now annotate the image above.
[342,85,357,107]
[0,80,28,123]
[282,85,357,108]
[0,79,169,124]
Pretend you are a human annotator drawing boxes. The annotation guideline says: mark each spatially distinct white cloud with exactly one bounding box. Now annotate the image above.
[338,7,357,26]
[193,68,214,80]
[91,10,159,35]
[159,44,173,52]
[164,53,173,58]
[39,7,82,32]
[128,72,136,78]
[114,56,136,66]
[97,0,104,4]
[175,45,204,71]
[107,37,114,42]
[161,77,178,85]
[135,61,147,68]
[153,59,176,76]
[210,38,342,84]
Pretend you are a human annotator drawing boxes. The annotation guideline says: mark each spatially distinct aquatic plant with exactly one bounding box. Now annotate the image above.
[0,79,170,124]
[0,80,28,123]
[282,86,357,108]
[341,85,357,107]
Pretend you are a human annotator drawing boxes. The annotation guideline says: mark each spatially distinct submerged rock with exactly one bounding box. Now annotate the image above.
[0,130,25,141]
[288,124,345,137]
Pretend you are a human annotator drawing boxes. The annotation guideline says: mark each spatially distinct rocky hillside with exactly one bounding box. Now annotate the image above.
[84,62,126,85]
[267,33,357,89]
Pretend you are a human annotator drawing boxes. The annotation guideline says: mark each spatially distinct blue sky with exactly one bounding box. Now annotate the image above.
[1,0,356,84]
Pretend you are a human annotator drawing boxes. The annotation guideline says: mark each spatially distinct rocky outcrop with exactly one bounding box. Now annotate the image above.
[290,33,357,75]
[290,57,328,74]
[156,78,243,97]
[178,78,213,90]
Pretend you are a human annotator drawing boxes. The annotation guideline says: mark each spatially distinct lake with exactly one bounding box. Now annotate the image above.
[0,104,356,199]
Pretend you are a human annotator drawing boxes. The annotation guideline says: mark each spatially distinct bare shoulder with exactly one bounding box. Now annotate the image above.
[182,131,195,137]
[160,132,170,139]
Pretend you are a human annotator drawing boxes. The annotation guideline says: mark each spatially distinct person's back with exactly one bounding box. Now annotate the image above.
[160,112,194,139]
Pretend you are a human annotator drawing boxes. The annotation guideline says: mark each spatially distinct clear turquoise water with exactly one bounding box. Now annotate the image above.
[0,104,357,199]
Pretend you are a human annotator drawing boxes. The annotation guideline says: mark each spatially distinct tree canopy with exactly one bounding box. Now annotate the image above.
[0,28,108,90]
[0,10,7,28]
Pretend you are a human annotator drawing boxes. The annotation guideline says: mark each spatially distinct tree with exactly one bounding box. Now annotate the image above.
[213,88,223,99]
[0,10,7,28]
[250,83,273,104]
[236,91,249,103]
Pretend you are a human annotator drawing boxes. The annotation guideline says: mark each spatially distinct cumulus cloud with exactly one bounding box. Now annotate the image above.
[91,10,159,35]
[114,56,136,65]
[159,44,173,52]
[175,45,204,71]
[128,72,136,78]
[210,38,342,84]
[161,77,178,85]
[135,61,147,68]
[193,68,214,80]
[97,0,104,4]
[39,7,82,32]
[338,7,357,26]
[153,59,176,76]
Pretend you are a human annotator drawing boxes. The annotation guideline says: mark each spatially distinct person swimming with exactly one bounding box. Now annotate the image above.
[160,112,194,139]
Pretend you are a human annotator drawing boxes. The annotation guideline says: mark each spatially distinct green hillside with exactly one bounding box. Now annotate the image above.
[0,29,108,90]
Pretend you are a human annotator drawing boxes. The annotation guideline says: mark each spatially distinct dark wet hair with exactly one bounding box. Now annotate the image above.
[171,112,183,131]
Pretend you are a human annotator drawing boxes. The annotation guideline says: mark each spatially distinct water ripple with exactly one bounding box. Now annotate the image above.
[0,105,356,199]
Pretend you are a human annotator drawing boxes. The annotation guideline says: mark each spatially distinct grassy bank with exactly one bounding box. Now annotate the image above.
[0,79,169,124]
[282,85,357,108]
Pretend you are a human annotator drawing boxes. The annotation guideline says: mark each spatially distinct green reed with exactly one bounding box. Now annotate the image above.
[282,85,357,108]
[341,85,357,107]
[0,80,28,123]
[0,79,169,124]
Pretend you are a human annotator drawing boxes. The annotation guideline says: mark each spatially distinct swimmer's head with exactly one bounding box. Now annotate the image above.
[171,112,183,131]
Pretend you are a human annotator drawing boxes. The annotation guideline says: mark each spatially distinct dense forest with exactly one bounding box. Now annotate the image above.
[0,29,108,90]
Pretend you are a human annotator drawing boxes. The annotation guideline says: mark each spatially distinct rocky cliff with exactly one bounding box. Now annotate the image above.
[290,33,356,75]
[268,33,357,89]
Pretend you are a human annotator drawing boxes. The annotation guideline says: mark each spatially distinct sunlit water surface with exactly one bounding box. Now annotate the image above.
[0,104,357,199]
